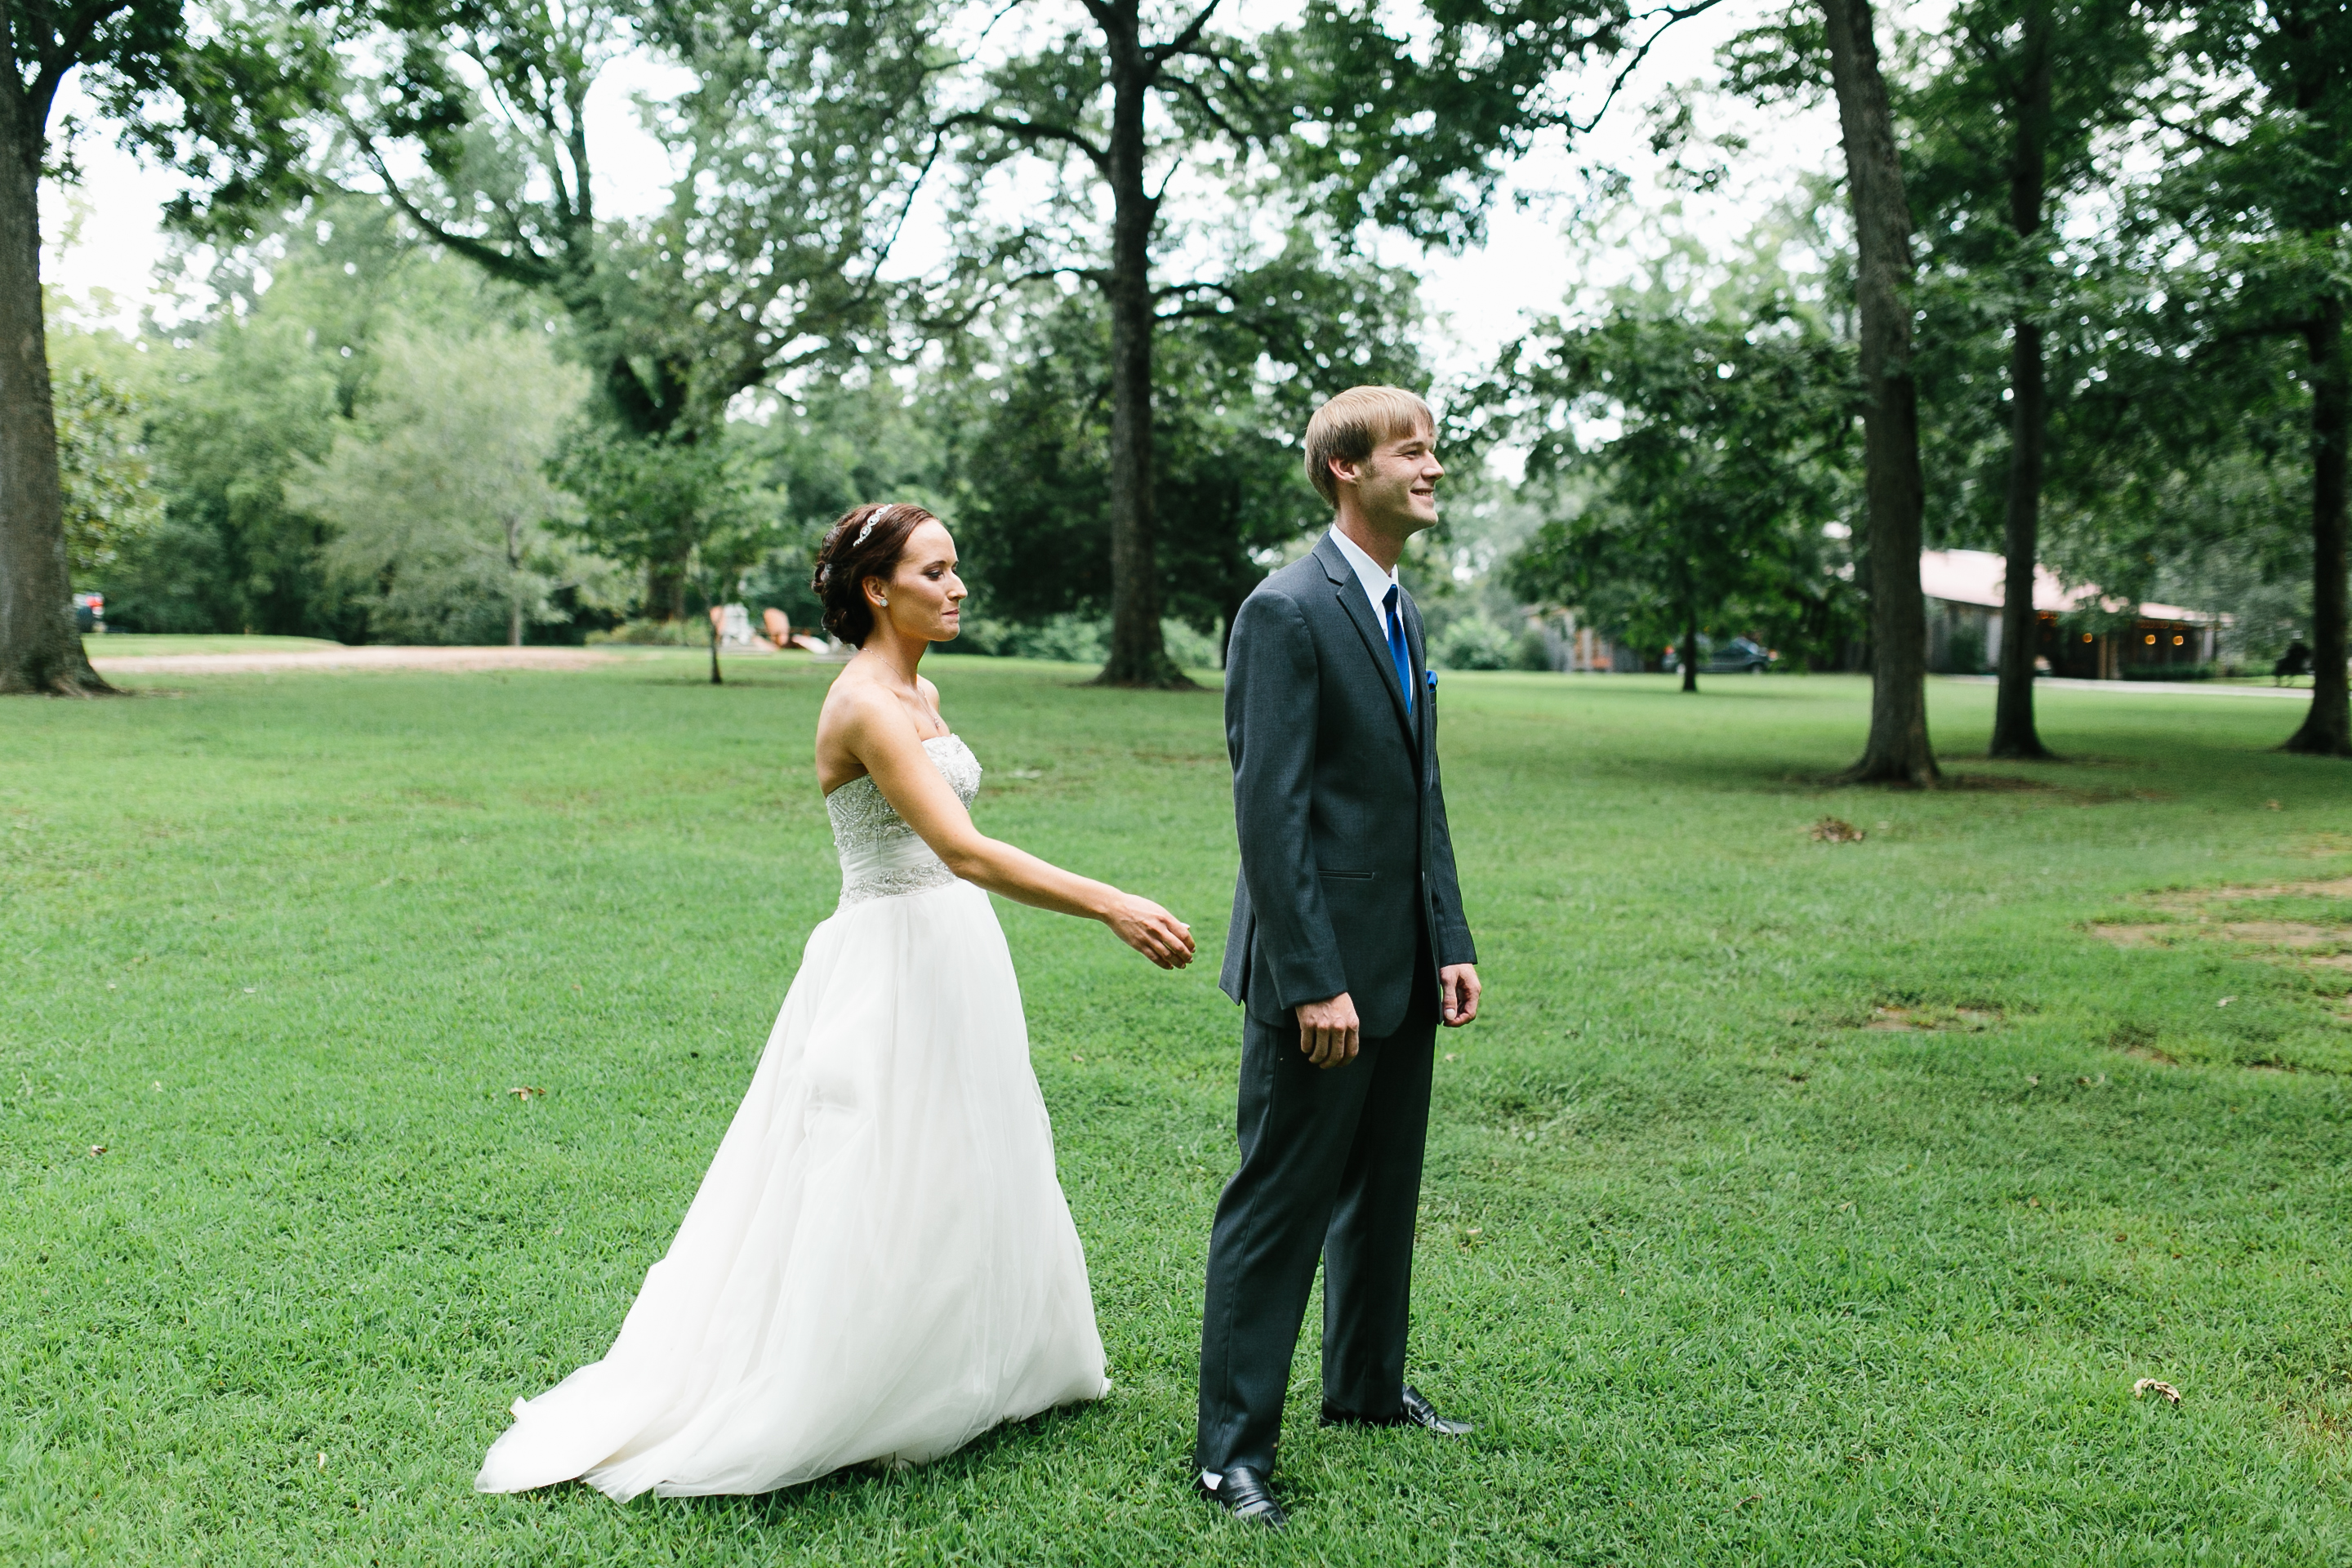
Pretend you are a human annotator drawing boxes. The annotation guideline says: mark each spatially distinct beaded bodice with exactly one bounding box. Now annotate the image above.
[826,734,981,906]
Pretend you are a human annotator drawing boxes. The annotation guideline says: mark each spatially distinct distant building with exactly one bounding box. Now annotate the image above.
[1920,549,2222,679]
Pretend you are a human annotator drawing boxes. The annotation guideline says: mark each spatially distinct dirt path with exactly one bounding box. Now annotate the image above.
[91,646,630,675]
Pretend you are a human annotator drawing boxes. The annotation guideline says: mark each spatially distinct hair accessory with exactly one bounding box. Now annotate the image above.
[853,513,880,548]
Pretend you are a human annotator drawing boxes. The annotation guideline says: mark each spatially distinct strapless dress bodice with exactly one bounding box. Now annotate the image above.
[825,734,981,906]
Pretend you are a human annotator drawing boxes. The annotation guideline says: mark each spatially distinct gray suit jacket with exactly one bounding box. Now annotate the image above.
[1218,532,1477,1039]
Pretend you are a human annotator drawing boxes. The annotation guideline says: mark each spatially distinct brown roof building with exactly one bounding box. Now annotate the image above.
[1920,549,2222,679]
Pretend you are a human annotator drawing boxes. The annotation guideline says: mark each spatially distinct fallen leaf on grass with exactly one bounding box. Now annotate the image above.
[2266,800,2283,811]
[2218,996,2235,1008]
[1811,817,1865,844]
[87,1145,105,1156]
[2133,1379,2182,1405]
[507,1086,543,1101]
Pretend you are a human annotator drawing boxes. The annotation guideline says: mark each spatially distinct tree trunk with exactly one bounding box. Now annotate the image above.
[647,555,688,624]
[1823,0,1936,783]
[1990,38,2054,760]
[1092,11,1187,689]
[0,92,108,697]
[506,518,524,648]
[2285,298,2350,755]
[1681,601,1699,693]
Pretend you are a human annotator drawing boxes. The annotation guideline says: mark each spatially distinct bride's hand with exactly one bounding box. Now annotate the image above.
[1106,895,1195,969]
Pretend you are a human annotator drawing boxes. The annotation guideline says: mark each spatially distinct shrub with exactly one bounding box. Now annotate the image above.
[1433,614,1518,670]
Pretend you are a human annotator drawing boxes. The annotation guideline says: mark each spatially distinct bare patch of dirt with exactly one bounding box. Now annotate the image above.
[1811,817,1865,843]
[1864,1004,2003,1032]
[2091,884,2352,1060]
[2145,876,2352,911]
[2216,921,2352,949]
[2091,924,2178,947]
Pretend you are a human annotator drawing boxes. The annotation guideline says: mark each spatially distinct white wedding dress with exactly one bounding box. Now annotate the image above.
[476,735,1109,1500]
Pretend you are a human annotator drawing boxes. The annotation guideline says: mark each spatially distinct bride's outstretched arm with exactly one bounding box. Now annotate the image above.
[842,697,1196,970]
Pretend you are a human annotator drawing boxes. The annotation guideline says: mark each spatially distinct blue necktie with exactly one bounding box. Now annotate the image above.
[1383,583,1413,715]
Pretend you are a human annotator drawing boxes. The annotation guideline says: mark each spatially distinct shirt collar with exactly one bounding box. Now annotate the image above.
[1327,526,1399,624]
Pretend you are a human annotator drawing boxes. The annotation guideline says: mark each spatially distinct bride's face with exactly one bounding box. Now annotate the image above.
[867,519,967,644]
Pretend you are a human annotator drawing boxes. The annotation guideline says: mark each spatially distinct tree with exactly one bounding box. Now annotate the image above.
[86,203,559,640]
[937,234,1423,656]
[550,419,782,680]
[2149,0,2352,754]
[0,0,328,693]
[935,0,1699,685]
[51,333,163,578]
[1902,0,2167,759]
[1820,0,1937,782]
[1499,302,1855,693]
[294,327,600,645]
[333,0,940,619]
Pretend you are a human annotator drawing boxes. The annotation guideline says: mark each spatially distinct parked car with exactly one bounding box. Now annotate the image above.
[1665,636,1776,675]
[73,593,104,634]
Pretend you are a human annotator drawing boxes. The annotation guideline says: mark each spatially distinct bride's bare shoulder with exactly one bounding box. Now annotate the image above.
[816,663,898,787]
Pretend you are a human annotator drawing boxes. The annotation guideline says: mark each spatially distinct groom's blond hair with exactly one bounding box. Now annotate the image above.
[1303,386,1435,507]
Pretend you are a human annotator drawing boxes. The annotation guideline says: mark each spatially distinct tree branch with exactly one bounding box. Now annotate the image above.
[1161,69,1245,147]
[347,126,559,289]
[34,0,136,128]
[1566,0,1734,136]
[938,109,1110,174]
[1147,0,1224,70]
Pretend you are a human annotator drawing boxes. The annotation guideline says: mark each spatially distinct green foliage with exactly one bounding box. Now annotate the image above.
[550,422,786,622]
[96,311,349,637]
[1499,296,1859,668]
[35,0,335,234]
[292,327,608,645]
[48,337,163,576]
[327,0,942,438]
[1895,0,2179,557]
[736,376,951,635]
[13,666,2352,1559]
[1431,612,1521,670]
[86,210,568,639]
[939,262,1420,639]
[1276,0,1696,248]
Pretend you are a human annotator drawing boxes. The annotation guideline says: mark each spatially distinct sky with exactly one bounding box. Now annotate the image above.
[43,3,1843,386]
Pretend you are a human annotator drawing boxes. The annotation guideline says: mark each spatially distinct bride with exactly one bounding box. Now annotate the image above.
[476,501,1195,1500]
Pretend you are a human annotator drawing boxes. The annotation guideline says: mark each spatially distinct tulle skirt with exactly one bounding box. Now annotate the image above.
[475,878,1109,1500]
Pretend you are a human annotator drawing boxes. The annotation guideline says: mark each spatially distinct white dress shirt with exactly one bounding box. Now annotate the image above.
[1328,526,1404,644]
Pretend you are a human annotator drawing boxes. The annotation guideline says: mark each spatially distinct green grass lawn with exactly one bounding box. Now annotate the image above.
[82,635,348,657]
[8,661,2352,1565]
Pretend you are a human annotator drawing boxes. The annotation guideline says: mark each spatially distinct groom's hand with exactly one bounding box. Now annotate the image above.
[1296,994,1360,1069]
[1440,964,1481,1027]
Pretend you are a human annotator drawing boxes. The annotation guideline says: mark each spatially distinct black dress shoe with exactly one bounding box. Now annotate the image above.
[1198,1465,1287,1528]
[1320,1384,1475,1435]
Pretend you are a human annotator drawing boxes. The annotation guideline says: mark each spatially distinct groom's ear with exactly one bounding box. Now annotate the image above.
[1325,455,1361,493]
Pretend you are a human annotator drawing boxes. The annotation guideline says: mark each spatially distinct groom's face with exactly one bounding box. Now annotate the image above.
[1344,424,1444,534]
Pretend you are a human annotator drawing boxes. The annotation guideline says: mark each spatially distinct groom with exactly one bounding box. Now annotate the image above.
[1196,386,1481,1527]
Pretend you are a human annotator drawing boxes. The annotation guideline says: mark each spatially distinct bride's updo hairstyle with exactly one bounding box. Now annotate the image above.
[811,501,938,646]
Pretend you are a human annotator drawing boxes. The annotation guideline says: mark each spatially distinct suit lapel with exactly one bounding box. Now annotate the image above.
[1315,534,1417,747]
